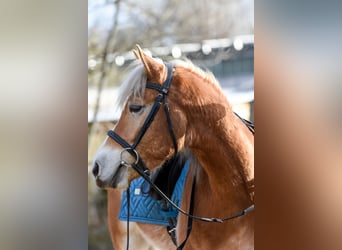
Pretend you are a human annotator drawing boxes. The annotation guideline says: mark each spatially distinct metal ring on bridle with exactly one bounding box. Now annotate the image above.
[120,148,139,166]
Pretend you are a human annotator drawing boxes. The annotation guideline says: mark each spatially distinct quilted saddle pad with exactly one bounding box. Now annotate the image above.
[119,159,190,226]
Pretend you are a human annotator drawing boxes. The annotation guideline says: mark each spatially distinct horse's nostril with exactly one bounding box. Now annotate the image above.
[92,161,100,177]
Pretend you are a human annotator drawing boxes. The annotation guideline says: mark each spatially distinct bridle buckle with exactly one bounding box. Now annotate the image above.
[161,87,168,94]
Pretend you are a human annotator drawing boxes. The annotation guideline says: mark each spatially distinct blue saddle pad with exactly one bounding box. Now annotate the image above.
[119,159,190,226]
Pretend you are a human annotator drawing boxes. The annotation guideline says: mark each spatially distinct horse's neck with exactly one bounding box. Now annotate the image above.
[186,101,254,208]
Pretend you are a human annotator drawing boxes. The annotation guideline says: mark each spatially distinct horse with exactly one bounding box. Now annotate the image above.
[92,45,254,250]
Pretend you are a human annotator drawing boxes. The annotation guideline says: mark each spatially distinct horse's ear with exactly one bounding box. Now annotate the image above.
[134,44,167,84]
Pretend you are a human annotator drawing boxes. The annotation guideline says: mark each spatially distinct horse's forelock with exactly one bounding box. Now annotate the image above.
[117,62,147,109]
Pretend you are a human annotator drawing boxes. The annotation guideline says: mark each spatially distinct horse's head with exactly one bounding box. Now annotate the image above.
[92,46,187,189]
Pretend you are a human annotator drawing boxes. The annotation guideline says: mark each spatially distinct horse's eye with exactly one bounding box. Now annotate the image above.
[129,104,144,113]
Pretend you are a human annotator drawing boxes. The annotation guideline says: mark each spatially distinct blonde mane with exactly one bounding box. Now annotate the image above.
[172,59,220,87]
[117,58,220,108]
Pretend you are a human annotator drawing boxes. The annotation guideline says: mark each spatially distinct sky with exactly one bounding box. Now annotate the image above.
[88,0,254,34]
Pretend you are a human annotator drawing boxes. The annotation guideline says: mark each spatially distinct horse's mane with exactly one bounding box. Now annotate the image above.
[148,150,188,199]
[171,59,220,87]
[117,58,220,108]
[147,149,199,199]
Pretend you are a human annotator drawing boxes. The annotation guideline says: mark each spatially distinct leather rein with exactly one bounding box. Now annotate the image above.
[107,63,254,248]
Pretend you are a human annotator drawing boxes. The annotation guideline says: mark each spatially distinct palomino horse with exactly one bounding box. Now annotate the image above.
[92,45,254,249]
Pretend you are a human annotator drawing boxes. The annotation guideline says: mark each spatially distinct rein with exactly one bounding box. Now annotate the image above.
[107,63,254,249]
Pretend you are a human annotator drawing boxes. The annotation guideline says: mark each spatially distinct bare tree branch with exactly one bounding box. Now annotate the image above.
[88,0,121,140]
